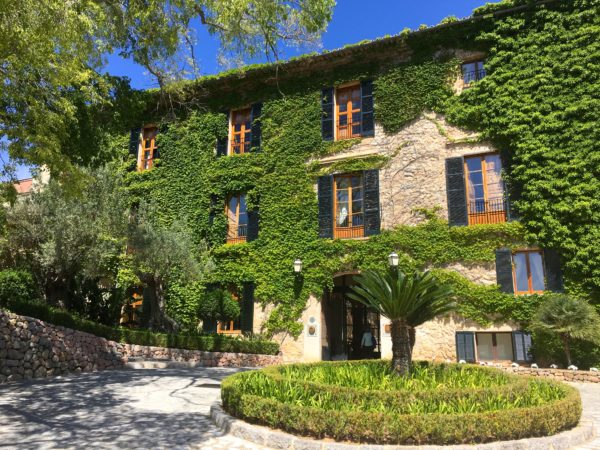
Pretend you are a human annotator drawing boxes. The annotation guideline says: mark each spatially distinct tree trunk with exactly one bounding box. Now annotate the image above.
[409,326,416,353]
[143,275,179,333]
[561,333,572,367]
[390,319,412,376]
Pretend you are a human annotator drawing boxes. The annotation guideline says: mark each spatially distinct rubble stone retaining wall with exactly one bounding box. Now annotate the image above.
[0,310,281,383]
[504,366,600,383]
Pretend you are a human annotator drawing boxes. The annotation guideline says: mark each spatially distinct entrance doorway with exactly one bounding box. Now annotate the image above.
[322,274,381,360]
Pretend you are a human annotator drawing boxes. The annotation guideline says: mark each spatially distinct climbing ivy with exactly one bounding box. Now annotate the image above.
[122,0,598,337]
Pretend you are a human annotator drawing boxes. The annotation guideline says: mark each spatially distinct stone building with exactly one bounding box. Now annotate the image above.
[130,11,563,365]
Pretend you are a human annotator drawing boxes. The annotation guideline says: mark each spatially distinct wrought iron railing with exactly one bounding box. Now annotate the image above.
[468,197,507,225]
[336,121,361,140]
[462,69,487,87]
[226,224,248,244]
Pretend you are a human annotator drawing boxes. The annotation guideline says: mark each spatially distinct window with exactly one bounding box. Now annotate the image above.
[226,194,248,244]
[230,108,252,155]
[464,153,506,225]
[476,332,513,361]
[462,60,486,87]
[513,250,545,294]
[218,287,241,334]
[139,127,158,170]
[336,84,362,140]
[334,173,364,238]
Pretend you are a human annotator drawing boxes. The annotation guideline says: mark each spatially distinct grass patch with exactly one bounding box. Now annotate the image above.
[222,361,581,444]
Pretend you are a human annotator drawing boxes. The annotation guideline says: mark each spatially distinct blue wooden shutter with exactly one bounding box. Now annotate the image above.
[512,331,533,362]
[247,207,259,242]
[129,127,141,159]
[241,283,255,333]
[250,103,262,152]
[216,111,230,157]
[321,87,334,141]
[445,157,468,227]
[318,175,334,238]
[543,249,563,292]
[360,80,374,137]
[455,332,475,362]
[363,169,381,236]
[495,248,515,294]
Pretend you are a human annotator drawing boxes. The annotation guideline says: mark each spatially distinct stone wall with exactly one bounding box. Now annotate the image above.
[0,310,282,384]
[504,367,600,383]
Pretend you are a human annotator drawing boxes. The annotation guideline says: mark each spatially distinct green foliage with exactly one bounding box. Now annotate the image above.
[444,0,600,293]
[532,330,600,370]
[311,154,391,177]
[222,361,581,444]
[375,59,458,134]
[198,288,241,322]
[0,269,39,305]
[2,299,279,355]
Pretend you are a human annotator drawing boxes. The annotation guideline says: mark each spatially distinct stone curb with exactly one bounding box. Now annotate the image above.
[210,403,595,450]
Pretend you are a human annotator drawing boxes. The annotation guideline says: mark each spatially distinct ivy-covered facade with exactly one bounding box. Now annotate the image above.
[126,0,598,363]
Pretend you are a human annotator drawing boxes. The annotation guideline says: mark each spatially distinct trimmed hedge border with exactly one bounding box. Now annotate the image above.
[210,403,594,450]
[1,299,279,355]
[221,363,582,445]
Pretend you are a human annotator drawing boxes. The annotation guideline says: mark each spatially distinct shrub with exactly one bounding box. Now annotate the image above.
[1,299,279,355]
[198,288,241,322]
[0,269,39,306]
[221,361,581,445]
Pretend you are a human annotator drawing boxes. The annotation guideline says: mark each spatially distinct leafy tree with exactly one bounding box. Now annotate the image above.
[531,294,600,366]
[0,0,335,176]
[348,268,455,376]
[126,204,214,332]
[198,288,241,324]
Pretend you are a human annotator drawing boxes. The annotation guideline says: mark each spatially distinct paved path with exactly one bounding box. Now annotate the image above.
[0,367,268,450]
[572,382,600,450]
[1,369,599,450]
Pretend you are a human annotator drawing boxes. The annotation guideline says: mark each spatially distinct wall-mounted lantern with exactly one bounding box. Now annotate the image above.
[293,258,303,274]
[388,252,399,268]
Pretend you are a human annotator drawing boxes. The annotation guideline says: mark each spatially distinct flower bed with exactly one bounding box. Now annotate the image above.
[221,360,582,445]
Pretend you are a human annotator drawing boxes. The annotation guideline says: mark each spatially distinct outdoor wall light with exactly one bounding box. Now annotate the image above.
[293,258,303,273]
[388,252,399,267]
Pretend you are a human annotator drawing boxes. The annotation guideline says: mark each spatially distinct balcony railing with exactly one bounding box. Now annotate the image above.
[230,140,251,155]
[334,212,365,239]
[468,197,507,225]
[337,121,361,140]
[462,69,487,88]
[226,224,247,244]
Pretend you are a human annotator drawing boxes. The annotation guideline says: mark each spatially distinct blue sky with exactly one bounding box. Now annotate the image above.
[7,0,491,179]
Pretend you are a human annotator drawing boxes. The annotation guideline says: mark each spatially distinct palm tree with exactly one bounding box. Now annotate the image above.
[531,294,600,366]
[348,268,455,376]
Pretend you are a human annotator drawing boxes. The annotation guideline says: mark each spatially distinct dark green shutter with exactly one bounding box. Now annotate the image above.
[512,331,533,362]
[241,283,255,333]
[209,194,218,226]
[321,87,334,141]
[445,157,468,227]
[360,80,374,137]
[495,248,515,294]
[216,111,230,157]
[543,249,563,292]
[318,175,334,238]
[363,169,381,236]
[455,332,475,362]
[247,207,259,242]
[250,103,262,152]
[129,127,141,158]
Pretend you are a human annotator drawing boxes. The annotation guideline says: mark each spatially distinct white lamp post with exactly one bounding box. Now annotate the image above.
[388,252,399,268]
[293,258,303,274]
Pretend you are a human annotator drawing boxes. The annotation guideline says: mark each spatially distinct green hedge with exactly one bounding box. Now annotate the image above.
[221,362,581,445]
[1,299,279,355]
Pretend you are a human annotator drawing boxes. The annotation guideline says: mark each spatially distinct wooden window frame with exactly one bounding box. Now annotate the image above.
[512,249,546,295]
[334,83,362,141]
[464,153,507,225]
[333,173,364,239]
[226,194,248,244]
[475,332,514,362]
[229,107,252,155]
[138,126,158,171]
[217,286,242,335]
